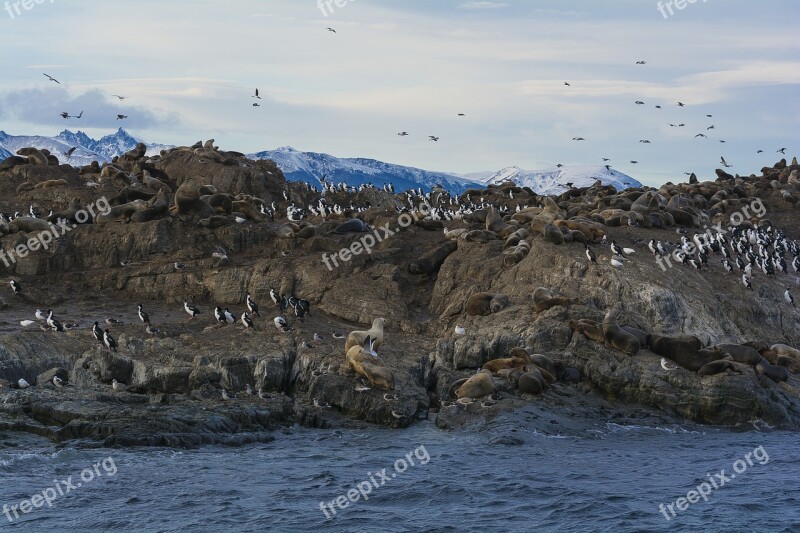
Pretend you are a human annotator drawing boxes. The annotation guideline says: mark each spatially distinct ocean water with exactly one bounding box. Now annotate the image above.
[0,417,798,532]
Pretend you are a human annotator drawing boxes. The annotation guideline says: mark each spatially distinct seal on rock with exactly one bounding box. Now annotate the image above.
[455,369,495,399]
[756,358,788,382]
[345,337,394,391]
[715,344,761,366]
[465,292,509,316]
[569,319,605,344]
[698,359,741,376]
[602,309,640,356]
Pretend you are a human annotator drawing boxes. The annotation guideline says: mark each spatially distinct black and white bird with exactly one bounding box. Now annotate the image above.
[184,301,201,319]
[742,274,753,290]
[610,240,624,256]
[269,288,280,306]
[103,329,117,352]
[9,280,21,295]
[137,304,150,325]
[785,288,795,308]
[246,292,260,316]
[242,311,255,329]
[92,321,103,342]
[214,306,225,323]
[274,316,291,332]
[53,376,66,387]
[585,245,597,264]
[46,310,64,332]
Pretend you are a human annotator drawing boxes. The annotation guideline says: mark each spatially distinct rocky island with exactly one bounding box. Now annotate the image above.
[1,142,799,448]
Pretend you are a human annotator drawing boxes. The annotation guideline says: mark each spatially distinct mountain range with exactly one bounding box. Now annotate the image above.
[0,129,642,195]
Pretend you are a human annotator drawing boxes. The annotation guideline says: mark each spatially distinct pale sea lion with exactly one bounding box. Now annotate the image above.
[344,318,385,353]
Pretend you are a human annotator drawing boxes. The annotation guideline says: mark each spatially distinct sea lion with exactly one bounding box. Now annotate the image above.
[130,189,170,223]
[648,334,715,371]
[334,219,368,234]
[465,292,493,316]
[344,318,385,353]
[714,344,761,366]
[232,200,266,222]
[95,200,148,224]
[455,369,495,399]
[755,358,788,382]
[8,217,52,233]
[770,344,800,361]
[776,355,800,374]
[345,340,394,391]
[447,378,468,399]
[569,319,605,344]
[16,147,49,166]
[534,296,575,313]
[409,241,458,275]
[277,223,300,238]
[529,354,555,377]
[482,356,529,374]
[295,225,316,239]
[532,287,554,306]
[698,359,740,376]
[174,182,215,217]
[517,370,545,395]
[542,224,565,245]
[602,309,640,356]
[201,193,233,215]
[489,294,509,313]
[0,155,29,171]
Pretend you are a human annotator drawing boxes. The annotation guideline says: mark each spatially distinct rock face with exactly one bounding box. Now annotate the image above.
[1,145,800,447]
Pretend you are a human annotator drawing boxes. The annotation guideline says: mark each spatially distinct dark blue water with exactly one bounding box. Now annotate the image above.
[1,418,798,532]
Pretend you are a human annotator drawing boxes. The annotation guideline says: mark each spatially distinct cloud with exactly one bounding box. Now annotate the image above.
[459,1,509,9]
[0,88,178,129]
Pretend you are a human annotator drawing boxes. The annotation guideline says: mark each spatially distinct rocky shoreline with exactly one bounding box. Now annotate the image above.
[1,142,799,448]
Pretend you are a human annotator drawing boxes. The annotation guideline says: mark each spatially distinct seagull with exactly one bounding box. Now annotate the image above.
[18,378,30,389]
[455,325,465,335]
[639,139,651,143]
[660,358,677,371]
[60,112,70,119]
[610,256,625,268]
[253,88,261,99]
[222,389,232,401]
[326,27,336,33]
[707,125,715,130]
[397,131,409,136]
[694,133,707,138]
[785,289,795,307]
[174,262,188,271]
[429,136,439,142]
[212,246,229,262]
[116,114,128,120]
[258,389,269,399]
[64,146,77,159]
[635,101,645,105]
[105,317,123,327]
[677,102,685,107]
[636,60,646,64]
[720,156,732,168]
[111,95,127,100]
[757,150,764,154]
[564,82,571,86]
[112,379,128,392]
[457,113,466,116]
[572,137,586,141]
[20,320,36,328]
[43,73,60,84]
[313,332,324,342]
[53,376,66,387]
[35,309,46,320]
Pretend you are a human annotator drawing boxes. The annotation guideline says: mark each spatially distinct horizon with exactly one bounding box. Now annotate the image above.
[1,1,798,187]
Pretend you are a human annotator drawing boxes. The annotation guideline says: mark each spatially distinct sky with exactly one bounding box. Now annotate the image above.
[0,0,798,186]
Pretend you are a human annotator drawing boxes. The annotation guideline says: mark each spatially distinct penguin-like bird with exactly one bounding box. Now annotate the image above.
[184,301,201,319]
[103,329,117,352]
[585,245,597,264]
[274,316,291,332]
[137,304,151,325]
[242,311,255,329]
[785,288,795,308]
[9,280,21,295]
[246,292,260,317]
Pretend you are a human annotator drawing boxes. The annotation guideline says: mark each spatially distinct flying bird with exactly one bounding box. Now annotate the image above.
[572,137,586,141]
[42,73,60,84]
[428,136,439,142]
[777,148,787,154]
[694,134,707,138]
[630,161,639,164]
[397,131,409,136]
[326,27,336,33]
[457,113,465,116]
[720,156,732,168]
[60,112,70,119]
[635,60,646,64]
[564,82,570,86]
[677,102,685,107]
[64,146,77,159]
[253,88,261,99]
[635,101,645,105]
[116,114,128,120]
[111,95,127,100]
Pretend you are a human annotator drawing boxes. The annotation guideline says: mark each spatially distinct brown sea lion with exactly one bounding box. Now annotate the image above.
[482,356,529,374]
[648,334,715,371]
[698,359,740,376]
[755,358,789,382]
[534,296,575,313]
[517,370,545,395]
[602,309,640,356]
[455,369,495,399]
[715,344,761,366]
[569,319,605,344]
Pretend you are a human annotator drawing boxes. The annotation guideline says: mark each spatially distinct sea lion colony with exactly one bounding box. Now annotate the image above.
[0,142,799,444]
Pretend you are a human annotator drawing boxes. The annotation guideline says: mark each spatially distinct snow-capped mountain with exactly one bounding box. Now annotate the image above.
[477,165,641,195]
[0,129,172,166]
[0,145,11,160]
[248,146,480,194]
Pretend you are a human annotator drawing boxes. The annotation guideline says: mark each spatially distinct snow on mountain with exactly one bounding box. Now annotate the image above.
[477,165,641,195]
[0,129,172,166]
[0,145,10,160]
[249,146,480,194]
